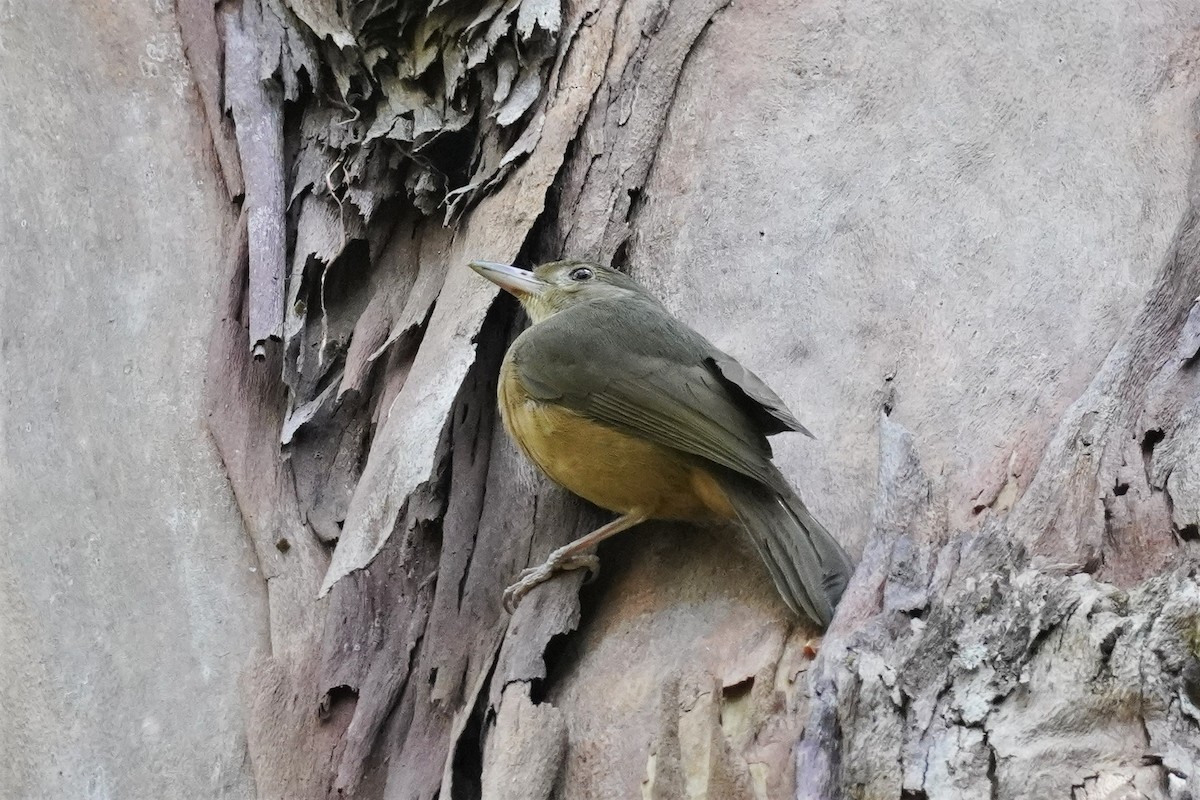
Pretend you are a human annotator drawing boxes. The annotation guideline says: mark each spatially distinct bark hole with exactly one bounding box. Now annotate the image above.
[319,684,359,722]
[1141,427,1165,461]
[530,629,577,706]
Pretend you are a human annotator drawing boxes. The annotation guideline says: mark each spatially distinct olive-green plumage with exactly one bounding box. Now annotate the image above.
[469,258,854,627]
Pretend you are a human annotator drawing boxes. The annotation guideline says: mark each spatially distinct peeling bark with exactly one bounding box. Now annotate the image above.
[184,0,1200,797]
[222,2,286,352]
[792,162,1200,800]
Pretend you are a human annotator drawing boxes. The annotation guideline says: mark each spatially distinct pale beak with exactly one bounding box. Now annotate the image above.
[469,261,549,297]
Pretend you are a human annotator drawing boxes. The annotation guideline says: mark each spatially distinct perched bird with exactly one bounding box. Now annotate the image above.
[469,259,854,627]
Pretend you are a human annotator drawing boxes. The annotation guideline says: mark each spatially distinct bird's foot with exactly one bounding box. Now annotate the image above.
[502,550,600,613]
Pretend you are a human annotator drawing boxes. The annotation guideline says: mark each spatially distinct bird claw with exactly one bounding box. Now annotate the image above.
[502,552,601,613]
[575,554,601,584]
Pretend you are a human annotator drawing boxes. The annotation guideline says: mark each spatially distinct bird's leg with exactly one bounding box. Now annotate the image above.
[503,510,650,613]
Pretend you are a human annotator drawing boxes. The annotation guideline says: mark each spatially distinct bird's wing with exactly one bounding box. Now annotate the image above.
[705,349,814,438]
[513,299,789,492]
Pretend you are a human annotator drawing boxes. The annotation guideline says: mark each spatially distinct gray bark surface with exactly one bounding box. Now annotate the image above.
[0,1,268,798]
[185,0,1200,795]
[5,0,1200,798]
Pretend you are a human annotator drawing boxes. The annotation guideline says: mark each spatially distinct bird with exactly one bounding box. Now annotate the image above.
[468,259,854,627]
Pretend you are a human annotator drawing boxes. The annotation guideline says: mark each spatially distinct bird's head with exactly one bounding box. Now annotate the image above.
[469,259,645,323]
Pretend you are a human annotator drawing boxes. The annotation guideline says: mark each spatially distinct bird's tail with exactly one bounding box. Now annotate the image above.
[719,470,853,627]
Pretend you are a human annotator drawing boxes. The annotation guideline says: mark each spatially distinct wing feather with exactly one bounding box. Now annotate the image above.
[512,298,790,493]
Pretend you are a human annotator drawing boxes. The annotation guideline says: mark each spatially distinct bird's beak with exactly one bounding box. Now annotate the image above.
[469,261,549,297]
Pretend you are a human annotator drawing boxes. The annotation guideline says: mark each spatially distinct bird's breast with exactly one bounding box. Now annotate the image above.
[498,355,733,521]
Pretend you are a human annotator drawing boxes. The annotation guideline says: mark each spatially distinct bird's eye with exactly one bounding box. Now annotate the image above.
[569,267,594,281]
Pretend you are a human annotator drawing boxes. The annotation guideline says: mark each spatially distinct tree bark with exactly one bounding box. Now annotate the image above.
[2,2,265,797]
[182,0,1200,798]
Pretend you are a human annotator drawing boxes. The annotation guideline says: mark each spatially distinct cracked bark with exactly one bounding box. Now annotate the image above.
[184,0,1200,797]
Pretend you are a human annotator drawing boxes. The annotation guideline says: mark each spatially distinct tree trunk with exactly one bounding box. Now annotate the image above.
[16,0,1198,797]
[1,2,265,798]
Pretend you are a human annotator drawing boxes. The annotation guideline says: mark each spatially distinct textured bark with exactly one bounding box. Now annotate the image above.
[180,0,1200,798]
